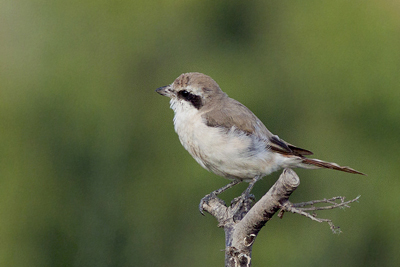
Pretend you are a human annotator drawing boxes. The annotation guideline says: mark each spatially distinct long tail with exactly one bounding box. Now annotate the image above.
[301,158,365,175]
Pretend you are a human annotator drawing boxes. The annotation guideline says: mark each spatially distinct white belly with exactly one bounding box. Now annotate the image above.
[172,102,284,181]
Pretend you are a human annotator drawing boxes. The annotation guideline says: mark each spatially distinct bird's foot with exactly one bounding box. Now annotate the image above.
[231,193,256,206]
[230,193,256,219]
[199,192,225,216]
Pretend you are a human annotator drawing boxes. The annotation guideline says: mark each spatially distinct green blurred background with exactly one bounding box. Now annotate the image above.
[1,0,399,266]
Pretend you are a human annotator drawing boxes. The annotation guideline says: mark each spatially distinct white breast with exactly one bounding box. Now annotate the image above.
[170,99,286,181]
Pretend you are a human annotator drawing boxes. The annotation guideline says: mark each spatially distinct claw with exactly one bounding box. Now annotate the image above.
[199,192,217,215]
[199,199,206,216]
[248,193,256,202]
[231,193,256,221]
[198,180,242,215]
[231,195,243,206]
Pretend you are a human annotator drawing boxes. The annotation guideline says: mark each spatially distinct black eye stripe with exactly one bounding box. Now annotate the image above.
[178,90,203,110]
[177,90,194,100]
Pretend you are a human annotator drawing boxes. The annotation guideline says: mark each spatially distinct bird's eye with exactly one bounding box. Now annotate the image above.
[180,90,189,98]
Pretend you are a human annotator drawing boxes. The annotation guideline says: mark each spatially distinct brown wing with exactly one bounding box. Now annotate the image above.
[269,135,313,156]
[202,97,266,136]
[202,96,313,157]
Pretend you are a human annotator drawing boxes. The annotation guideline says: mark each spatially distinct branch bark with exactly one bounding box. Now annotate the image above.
[199,168,360,267]
[201,168,299,267]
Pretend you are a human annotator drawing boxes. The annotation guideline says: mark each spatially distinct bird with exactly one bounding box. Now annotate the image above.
[156,72,364,214]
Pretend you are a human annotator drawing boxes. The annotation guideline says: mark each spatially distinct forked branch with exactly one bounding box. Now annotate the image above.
[200,168,360,267]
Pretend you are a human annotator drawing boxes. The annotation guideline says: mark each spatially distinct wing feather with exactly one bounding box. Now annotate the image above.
[202,97,313,157]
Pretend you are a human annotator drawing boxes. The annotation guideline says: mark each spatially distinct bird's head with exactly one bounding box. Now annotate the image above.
[156,72,227,111]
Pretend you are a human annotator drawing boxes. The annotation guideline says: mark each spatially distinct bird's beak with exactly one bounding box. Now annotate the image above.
[156,85,172,97]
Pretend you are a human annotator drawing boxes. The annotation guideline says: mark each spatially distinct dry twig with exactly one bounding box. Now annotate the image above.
[280,195,361,233]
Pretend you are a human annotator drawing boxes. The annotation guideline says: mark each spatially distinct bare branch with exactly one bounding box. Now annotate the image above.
[280,195,361,234]
[199,168,361,265]
[293,195,361,210]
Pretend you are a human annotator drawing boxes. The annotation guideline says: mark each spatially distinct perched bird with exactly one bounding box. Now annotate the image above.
[156,72,364,213]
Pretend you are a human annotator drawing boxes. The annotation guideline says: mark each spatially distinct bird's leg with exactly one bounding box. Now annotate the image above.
[231,176,261,209]
[243,176,261,197]
[199,180,241,215]
[213,180,242,195]
[229,179,259,221]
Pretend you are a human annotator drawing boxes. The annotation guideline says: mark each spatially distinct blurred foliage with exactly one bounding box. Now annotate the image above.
[1,0,399,266]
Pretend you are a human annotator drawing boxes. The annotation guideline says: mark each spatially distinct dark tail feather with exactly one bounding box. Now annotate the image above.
[302,158,366,175]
